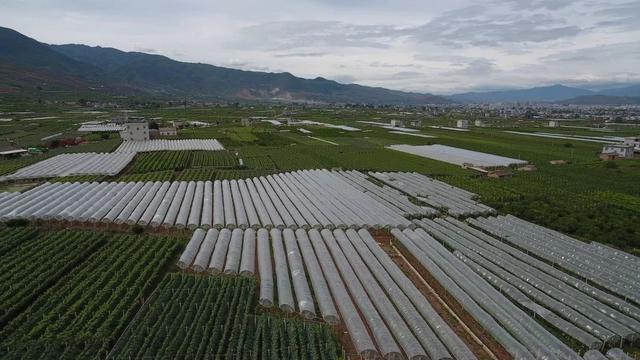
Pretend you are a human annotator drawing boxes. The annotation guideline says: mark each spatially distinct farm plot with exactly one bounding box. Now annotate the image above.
[130,151,192,173]
[115,139,225,153]
[412,216,640,354]
[371,171,494,217]
[191,150,239,168]
[333,170,437,218]
[390,227,582,359]
[111,273,341,360]
[0,152,135,181]
[242,155,277,170]
[176,168,275,181]
[0,170,415,230]
[176,227,476,359]
[0,233,181,358]
[0,227,39,265]
[468,215,640,306]
[387,144,528,168]
[117,170,174,182]
[0,230,106,329]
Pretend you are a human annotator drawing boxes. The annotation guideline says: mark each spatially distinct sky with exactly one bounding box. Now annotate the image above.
[2,0,639,94]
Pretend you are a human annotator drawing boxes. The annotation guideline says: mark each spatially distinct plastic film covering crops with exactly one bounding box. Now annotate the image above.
[295,229,339,324]
[405,227,580,358]
[386,144,528,167]
[333,170,437,217]
[469,215,640,306]
[583,350,608,360]
[0,152,134,181]
[370,171,494,217]
[256,228,273,307]
[391,228,538,359]
[605,348,634,360]
[115,139,224,153]
[283,229,316,319]
[177,227,481,359]
[421,217,640,346]
[334,229,429,360]
[321,229,402,359]
[0,170,415,229]
[177,228,206,269]
[350,229,475,360]
[308,229,377,358]
[271,228,295,313]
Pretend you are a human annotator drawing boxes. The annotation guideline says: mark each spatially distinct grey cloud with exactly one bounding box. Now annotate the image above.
[594,1,640,30]
[500,0,578,10]
[407,13,581,47]
[274,52,329,58]
[369,61,422,68]
[447,59,497,76]
[235,21,396,51]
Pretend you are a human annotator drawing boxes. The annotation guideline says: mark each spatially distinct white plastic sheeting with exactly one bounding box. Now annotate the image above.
[471,215,640,306]
[1,170,420,229]
[77,124,125,132]
[386,144,528,167]
[392,227,582,359]
[115,139,224,153]
[0,152,134,181]
[370,171,494,217]
[175,227,480,360]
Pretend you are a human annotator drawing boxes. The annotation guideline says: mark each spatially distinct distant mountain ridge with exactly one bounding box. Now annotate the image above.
[448,84,640,104]
[0,26,449,104]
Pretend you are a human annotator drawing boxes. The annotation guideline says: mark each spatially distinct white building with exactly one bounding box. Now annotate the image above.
[457,119,469,129]
[602,144,635,159]
[120,122,149,141]
[548,120,560,128]
[390,119,404,127]
[474,120,485,127]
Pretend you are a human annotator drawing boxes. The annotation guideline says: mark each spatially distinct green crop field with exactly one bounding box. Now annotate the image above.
[112,274,340,360]
[0,231,182,358]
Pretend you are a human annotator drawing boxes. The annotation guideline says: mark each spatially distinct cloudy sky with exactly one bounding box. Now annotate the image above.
[2,0,639,94]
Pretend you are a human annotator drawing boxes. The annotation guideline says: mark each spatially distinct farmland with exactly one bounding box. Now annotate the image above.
[0,232,181,358]
[0,101,639,358]
[113,274,340,360]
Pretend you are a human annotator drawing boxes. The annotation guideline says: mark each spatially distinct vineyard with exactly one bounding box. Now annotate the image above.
[130,151,192,173]
[242,155,277,170]
[175,168,276,181]
[112,273,340,360]
[117,170,174,182]
[191,151,239,168]
[0,229,106,329]
[0,232,181,358]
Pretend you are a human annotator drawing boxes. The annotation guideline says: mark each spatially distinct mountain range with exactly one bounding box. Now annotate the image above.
[1,26,639,105]
[0,27,448,105]
[449,84,640,104]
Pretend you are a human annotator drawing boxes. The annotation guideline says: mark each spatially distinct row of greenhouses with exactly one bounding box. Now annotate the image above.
[386,144,528,168]
[0,170,414,229]
[370,171,494,217]
[392,227,583,359]
[333,170,437,218]
[177,227,476,360]
[0,152,135,181]
[402,216,640,359]
[469,215,640,305]
[115,139,225,152]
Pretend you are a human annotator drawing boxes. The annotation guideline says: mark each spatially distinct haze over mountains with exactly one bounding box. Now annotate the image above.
[1,26,638,105]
